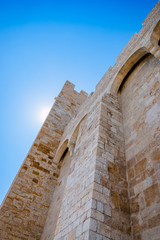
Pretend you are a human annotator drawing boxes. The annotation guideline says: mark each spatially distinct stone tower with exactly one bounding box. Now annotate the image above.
[0,1,160,240]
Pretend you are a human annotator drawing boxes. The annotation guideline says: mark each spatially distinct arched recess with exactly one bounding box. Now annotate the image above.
[150,20,160,46]
[117,53,160,239]
[110,47,149,95]
[54,114,87,163]
[68,114,87,156]
[54,139,69,163]
[41,139,71,239]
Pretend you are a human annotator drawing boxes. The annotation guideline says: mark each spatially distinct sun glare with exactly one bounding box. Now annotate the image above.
[39,106,51,123]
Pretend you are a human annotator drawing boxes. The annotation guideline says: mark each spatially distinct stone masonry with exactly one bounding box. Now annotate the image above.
[0,1,160,240]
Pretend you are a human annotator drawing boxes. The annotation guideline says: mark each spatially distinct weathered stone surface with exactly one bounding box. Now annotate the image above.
[119,53,160,239]
[0,81,88,240]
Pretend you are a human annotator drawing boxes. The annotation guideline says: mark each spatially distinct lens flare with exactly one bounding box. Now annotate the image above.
[39,106,51,123]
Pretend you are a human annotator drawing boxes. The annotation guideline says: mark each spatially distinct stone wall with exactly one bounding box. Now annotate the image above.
[0,81,87,240]
[41,149,72,239]
[41,99,101,240]
[118,54,160,240]
[41,93,131,240]
[93,94,131,240]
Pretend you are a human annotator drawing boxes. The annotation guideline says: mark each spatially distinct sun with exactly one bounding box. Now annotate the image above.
[39,106,51,123]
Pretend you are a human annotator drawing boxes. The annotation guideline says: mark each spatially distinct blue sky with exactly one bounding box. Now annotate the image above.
[0,0,157,204]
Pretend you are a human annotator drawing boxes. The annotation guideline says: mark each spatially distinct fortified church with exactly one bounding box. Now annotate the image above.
[0,1,160,240]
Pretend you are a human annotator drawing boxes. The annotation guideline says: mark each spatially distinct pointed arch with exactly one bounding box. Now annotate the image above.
[68,114,87,156]
[54,139,69,163]
[150,20,160,46]
[110,47,149,94]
